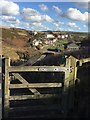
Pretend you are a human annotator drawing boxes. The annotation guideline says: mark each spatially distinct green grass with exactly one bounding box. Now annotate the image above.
[48,39,68,51]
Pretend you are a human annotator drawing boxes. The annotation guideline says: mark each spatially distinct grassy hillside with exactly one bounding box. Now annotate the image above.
[1,27,41,61]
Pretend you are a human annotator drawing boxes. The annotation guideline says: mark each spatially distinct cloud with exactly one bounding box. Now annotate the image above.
[67,22,80,30]
[42,15,53,22]
[10,21,30,29]
[22,8,39,16]
[22,8,53,22]
[65,8,88,23]
[7,19,49,31]
[53,6,62,13]
[53,20,64,31]
[0,0,19,16]
[0,15,21,26]
[39,4,48,11]
[15,19,20,24]
[55,27,62,31]
[9,24,15,28]
[53,21,64,27]
[0,16,16,22]
[0,15,21,28]
[31,22,42,27]
[30,22,49,31]
[83,24,88,28]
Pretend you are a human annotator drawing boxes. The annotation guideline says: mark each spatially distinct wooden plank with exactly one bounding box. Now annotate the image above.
[4,58,10,118]
[9,66,67,72]
[8,114,62,119]
[12,73,29,84]
[29,88,41,95]
[9,94,58,100]
[12,73,40,95]
[10,83,62,89]
[10,105,60,111]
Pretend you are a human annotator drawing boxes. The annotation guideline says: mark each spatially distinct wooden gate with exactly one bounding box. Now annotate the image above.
[4,58,69,118]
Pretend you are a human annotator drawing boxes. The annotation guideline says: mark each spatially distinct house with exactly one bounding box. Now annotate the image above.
[58,34,65,39]
[46,34,55,39]
[65,34,68,38]
[52,38,57,42]
[34,31,38,35]
[66,42,80,51]
[61,35,65,39]
[68,34,73,38]
[57,35,61,39]
[58,34,68,39]
[32,39,42,46]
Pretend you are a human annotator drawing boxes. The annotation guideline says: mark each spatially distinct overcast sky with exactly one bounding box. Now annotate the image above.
[0,0,89,32]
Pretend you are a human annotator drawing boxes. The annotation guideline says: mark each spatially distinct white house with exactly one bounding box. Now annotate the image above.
[65,34,68,38]
[61,35,65,39]
[58,34,66,39]
[57,35,61,38]
[32,39,42,46]
[34,31,38,35]
[53,38,57,42]
[46,34,55,39]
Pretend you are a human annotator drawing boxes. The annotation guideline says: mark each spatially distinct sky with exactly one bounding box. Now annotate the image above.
[0,0,89,32]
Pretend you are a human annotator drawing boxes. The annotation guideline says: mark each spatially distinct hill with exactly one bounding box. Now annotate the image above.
[1,27,41,61]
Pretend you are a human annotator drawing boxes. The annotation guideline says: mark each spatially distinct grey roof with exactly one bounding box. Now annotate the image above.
[67,43,79,47]
[67,47,90,59]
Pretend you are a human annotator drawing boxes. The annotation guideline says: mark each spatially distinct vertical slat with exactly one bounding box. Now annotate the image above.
[4,58,10,118]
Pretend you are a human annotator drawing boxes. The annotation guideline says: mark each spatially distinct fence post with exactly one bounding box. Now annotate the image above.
[4,58,10,118]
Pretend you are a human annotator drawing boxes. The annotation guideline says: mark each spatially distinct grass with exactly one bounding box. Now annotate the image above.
[48,39,68,51]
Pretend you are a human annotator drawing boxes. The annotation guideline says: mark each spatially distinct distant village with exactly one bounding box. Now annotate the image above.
[1,27,88,61]
[27,31,87,52]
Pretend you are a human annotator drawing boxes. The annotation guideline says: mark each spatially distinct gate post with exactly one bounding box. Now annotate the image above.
[4,58,10,118]
[61,57,70,118]
[62,56,78,117]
